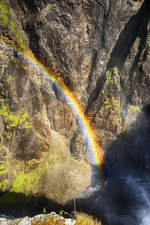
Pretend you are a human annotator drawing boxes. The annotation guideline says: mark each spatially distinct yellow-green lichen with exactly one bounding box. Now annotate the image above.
[10,164,44,195]
[4,132,12,140]
[0,145,10,191]
[0,0,24,49]
[0,99,32,131]
[0,165,8,175]
[132,0,144,10]
[128,105,140,112]
[10,19,15,32]
[133,37,141,55]
[0,145,7,151]
[0,0,8,25]
[6,74,13,83]
[0,179,8,190]
[16,30,24,49]
[9,146,67,196]
[99,95,121,130]
[99,129,105,138]
[12,90,17,96]
[125,60,130,66]
[113,67,119,76]
[0,154,8,178]
[146,32,150,50]
[106,67,120,89]
[106,70,113,85]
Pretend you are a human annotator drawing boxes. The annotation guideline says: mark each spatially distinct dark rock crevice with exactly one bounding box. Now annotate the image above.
[107,0,150,70]
[87,50,98,87]
[129,28,148,76]
[85,75,106,114]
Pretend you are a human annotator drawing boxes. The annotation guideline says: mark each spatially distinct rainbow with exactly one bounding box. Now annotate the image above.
[1,42,104,185]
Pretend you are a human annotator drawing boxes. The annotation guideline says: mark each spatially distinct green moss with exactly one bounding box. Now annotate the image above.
[0,148,8,183]
[133,37,141,55]
[10,155,49,195]
[99,129,105,138]
[128,105,140,112]
[0,99,32,139]
[10,164,44,195]
[146,32,150,50]
[135,37,141,48]
[0,179,8,189]
[10,172,26,193]
[0,163,8,172]
[0,169,8,176]
[125,60,130,66]
[6,74,12,83]
[10,19,15,32]
[26,159,38,167]
[113,67,119,77]
[99,95,121,129]
[16,30,24,49]
[7,108,30,129]
[12,90,17,96]
[106,70,113,85]
[9,148,65,196]
[0,0,8,25]
[106,67,120,88]
[132,1,143,10]
[0,0,24,49]
[4,132,12,140]
[0,145,7,151]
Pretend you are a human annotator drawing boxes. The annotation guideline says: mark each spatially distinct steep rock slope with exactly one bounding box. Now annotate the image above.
[0,41,91,207]
[10,0,150,147]
[0,0,149,213]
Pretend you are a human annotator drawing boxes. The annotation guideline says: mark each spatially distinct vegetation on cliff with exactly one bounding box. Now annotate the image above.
[0,0,150,223]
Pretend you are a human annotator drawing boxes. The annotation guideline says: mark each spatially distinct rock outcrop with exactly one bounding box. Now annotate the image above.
[0,0,150,215]
[8,0,150,148]
[0,212,76,225]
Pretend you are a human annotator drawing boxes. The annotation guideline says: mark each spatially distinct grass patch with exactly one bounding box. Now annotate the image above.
[31,212,101,225]
[75,212,101,225]
[10,164,44,195]
[32,219,66,225]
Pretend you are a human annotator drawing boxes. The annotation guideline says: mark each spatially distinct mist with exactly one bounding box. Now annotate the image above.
[82,104,150,225]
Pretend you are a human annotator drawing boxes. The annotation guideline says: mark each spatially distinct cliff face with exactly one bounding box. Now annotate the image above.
[10,0,150,147]
[0,0,150,212]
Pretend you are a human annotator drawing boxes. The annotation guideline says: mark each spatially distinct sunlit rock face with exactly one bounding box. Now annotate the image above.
[9,0,150,148]
[0,0,150,215]
[0,43,91,207]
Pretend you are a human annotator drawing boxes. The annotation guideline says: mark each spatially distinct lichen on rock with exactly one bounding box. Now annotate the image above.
[0,0,150,218]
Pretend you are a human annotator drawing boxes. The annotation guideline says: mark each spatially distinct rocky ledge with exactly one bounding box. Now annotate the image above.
[0,212,76,225]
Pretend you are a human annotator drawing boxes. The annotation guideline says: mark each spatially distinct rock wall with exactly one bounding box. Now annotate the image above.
[0,0,150,211]
[9,0,150,147]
